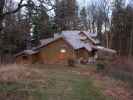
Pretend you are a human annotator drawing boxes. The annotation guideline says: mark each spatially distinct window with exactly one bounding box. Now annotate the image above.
[60,48,67,53]
[79,32,87,41]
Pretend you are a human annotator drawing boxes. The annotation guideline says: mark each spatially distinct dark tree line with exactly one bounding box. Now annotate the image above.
[111,0,133,56]
[0,0,55,62]
[0,0,31,62]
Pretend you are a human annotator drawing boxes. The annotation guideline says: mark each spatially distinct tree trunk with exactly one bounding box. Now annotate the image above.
[0,16,3,34]
[129,30,133,56]
[0,0,5,32]
[106,33,109,48]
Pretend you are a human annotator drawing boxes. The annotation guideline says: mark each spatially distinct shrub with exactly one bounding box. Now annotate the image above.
[109,70,133,88]
[96,63,105,72]
[68,59,75,67]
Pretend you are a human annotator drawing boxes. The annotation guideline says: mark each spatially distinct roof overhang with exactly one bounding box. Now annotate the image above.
[15,50,39,57]
[92,46,117,54]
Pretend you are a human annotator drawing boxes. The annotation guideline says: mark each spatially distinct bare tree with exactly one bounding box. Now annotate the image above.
[87,0,110,46]
[0,0,29,32]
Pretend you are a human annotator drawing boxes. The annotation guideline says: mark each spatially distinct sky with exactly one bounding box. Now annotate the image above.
[77,0,131,7]
[14,0,131,7]
[77,0,89,7]
[13,0,132,17]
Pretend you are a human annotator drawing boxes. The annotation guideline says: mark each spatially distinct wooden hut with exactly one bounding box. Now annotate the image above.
[15,31,116,64]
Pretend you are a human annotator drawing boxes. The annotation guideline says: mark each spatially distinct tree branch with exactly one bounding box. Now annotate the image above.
[3,4,29,16]
[2,0,28,17]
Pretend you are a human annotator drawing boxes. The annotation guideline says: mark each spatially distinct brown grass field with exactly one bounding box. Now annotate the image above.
[0,63,132,100]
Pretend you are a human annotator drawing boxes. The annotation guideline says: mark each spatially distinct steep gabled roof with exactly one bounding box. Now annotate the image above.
[35,31,97,51]
[62,31,99,45]
[62,31,93,51]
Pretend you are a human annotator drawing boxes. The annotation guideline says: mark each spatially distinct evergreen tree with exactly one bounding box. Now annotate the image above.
[80,7,88,30]
[55,0,79,30]
[33,5,55,40]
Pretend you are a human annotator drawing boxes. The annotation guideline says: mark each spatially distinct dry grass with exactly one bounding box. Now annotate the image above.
[110,57,133,73]
[0,64,107,100]
[105,57,133,88]
[0,64,47,83]
[0,64,132,100]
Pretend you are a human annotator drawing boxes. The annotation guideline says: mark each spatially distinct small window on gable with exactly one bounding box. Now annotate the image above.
[79,32,87,41]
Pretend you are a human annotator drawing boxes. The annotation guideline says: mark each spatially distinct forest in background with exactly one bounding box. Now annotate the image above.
[0,0,133,63]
